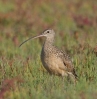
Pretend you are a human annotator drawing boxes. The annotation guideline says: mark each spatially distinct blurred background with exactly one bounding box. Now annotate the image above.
[0,0,97,46]
[0,0,97,99]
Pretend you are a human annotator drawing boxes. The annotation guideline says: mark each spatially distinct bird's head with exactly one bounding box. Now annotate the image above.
[19,29,55,47]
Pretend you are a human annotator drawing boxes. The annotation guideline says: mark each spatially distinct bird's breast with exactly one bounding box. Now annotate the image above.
[41,48,66,74]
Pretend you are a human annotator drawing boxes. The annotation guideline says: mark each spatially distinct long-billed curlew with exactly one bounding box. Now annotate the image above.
[19,29,77,82]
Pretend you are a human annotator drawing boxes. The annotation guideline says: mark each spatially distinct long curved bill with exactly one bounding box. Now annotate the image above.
[19,34,44,47]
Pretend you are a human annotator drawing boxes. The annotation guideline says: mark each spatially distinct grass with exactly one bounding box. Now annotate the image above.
[0,0,97,99]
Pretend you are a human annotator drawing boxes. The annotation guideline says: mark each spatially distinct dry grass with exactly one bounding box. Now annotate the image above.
[0,0,97,99]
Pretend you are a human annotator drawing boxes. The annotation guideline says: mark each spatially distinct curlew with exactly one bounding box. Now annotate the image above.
[19,29,77,82]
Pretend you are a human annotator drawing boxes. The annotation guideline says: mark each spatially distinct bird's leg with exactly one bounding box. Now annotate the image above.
[61,72,68,82]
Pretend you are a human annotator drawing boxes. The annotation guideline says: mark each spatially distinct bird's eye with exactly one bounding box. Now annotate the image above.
[47,31,49,33]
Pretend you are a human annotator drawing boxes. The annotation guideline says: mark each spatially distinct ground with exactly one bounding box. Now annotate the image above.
[0,0,97,99]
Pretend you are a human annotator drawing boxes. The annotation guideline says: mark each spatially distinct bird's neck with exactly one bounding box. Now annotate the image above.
[43,37,55,52]
[45,37,54,45]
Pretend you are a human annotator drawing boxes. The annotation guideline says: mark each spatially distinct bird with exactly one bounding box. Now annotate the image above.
[19,29,77,82]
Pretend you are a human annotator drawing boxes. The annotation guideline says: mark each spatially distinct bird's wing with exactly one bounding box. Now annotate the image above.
[58,50,77,77]
[62,52,77,77]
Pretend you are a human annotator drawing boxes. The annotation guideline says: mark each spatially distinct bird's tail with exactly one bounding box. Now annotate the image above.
[67,72,78,83]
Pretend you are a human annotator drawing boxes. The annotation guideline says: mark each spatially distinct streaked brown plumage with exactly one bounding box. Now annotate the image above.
[19,29,77,82]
